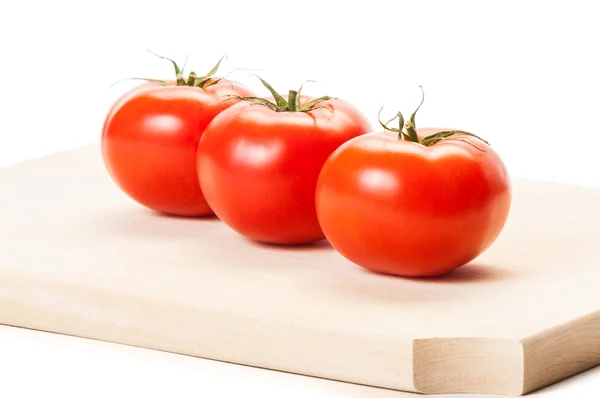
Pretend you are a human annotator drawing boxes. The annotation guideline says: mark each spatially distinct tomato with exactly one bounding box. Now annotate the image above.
[315,91,511,277]
[102,79,176,134]
[102,55,255,216]
[196,78,372,244]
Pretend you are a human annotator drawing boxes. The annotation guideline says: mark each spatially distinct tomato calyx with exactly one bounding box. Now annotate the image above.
[378,86,490,150]
[378,86,425,143]
[112,50,232,89]
[225,75,333,113]
[148,50,228,88]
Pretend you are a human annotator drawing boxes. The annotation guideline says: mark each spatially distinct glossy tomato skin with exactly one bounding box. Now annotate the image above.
[102,80,255,216]
[101,80,176,135]
[315,128,511,277]
[196,99,371,244]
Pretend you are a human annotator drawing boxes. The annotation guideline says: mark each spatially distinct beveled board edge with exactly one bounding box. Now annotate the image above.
[412,309,600,396]
[521,310,600,394]
[413,337,523,395]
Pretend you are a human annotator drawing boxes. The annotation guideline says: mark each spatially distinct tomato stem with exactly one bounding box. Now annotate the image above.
[377,109,411,141]
[405,123,419,142]
[187,72,197,86]
[111,52,246,94]
[420,130,489,151]
[223,76,333,113]
[403,86,424,142]
[288,90,298,111]
[378,86,426,143]
[143,51,228,88]
[378,86,490,149]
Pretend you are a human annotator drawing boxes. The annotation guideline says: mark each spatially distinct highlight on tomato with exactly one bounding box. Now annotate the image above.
[101,52,255,217]
[315,87,512,277]
[196,76,372,245]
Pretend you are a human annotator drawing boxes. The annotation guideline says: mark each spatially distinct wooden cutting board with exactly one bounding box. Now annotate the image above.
[1,145,599,396]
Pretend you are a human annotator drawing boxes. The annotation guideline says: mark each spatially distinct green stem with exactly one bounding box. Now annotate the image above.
[420,130,490,150]
[378,86,423,142]
[186,72,197,86]
[377,86,489,148]
[288,90,298,111]
[146,50,228,88]
[231,76,333,113]
[405,122,419,143]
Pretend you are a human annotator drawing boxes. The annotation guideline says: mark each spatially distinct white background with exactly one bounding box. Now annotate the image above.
[1,0,599,397]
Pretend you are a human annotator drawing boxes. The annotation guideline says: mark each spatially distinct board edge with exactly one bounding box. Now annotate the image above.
[521,309,600,394]
[412,337,524,395]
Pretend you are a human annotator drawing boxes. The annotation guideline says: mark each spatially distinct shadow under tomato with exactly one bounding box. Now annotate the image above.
[81,206,223,242]
[418,262,512,283]
[324,261,515,306]
[358,262,511,284]
[245,237,334,252]
[148,208,220,221]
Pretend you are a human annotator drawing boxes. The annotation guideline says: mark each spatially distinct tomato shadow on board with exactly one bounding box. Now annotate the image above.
[149,208,220,221]
[245,238,334,252]
[84,206,222,242]
[357,262,511,284]
[319,261,513,306]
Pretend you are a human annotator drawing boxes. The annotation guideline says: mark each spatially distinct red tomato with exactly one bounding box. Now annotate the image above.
[102,57,254,217]
[196,79,372,244]
[102,79,176,134]
[315,100,511,277]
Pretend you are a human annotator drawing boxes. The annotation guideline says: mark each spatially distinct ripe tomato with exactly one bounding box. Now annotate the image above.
[315,91,511,277]
[196,78,372,244]
[102,55,255,216]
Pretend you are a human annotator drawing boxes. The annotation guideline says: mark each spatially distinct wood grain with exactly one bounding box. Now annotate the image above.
[1,145,600,395]
[413,338,523,395]
[522,311,600,394]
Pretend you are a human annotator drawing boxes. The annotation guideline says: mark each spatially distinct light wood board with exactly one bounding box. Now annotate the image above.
[1,145,599,396]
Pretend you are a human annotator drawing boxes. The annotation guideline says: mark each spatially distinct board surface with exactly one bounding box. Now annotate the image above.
[1,145,600,396]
